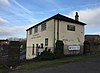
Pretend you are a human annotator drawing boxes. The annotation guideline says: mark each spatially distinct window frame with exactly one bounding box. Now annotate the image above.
[67,25,75,31]
[36,44,38,48]
[34,26,38,33]
[41,22,46,31]
[41,43,43,48]
[45,38,48,46]
[32,44,34,55]
[29,29,32,35]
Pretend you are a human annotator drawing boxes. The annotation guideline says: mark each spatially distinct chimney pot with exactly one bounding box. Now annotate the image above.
[75,12,79,21]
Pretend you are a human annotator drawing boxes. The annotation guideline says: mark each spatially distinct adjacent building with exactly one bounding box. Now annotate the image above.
[85,35,100,42]
[26,13,86,59]
[84,35,100,54]
[0,39,26,65]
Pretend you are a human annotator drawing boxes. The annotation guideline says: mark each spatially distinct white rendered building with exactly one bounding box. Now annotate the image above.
[26,13,86,59]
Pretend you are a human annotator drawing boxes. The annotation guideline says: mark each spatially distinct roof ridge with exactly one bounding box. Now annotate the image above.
[26,13,86,31]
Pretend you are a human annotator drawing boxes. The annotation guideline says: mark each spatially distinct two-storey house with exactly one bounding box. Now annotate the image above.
[26,13,86,59]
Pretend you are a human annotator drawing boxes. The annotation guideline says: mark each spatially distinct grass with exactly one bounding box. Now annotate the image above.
[0,69,3,73]
[19,53,100,71]
[0,65,11,73]
[0,65,3,73]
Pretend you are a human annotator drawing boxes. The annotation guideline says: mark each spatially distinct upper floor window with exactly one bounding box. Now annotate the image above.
[67,25,75,31]
[34,26,38,33]
[29,29,32,35]
[41,23,46,31]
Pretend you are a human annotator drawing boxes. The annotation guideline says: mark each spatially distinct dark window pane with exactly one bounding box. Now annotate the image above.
[67,25,75,31]
[41,43,43,48]
[41,23,46,31]
[29,29,32,35]
[45,38,48,46]
[32,44,34,55]
[34,26,38,33]
[36,44,38,48]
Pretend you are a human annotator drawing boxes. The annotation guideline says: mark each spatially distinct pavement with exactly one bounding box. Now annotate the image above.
[10,57,100,73]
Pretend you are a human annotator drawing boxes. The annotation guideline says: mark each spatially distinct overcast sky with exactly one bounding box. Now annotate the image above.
[0,0,100,39]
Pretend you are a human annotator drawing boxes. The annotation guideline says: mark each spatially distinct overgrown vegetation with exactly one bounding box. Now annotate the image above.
[35,48,56,60]
[0,65,3,73]
[35,40,64,60]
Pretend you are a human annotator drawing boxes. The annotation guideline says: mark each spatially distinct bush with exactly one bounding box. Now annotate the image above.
[35,49,56,60]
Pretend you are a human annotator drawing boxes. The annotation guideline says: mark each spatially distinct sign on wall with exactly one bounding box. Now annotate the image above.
[68,46,80,50]
[31,34,41,39]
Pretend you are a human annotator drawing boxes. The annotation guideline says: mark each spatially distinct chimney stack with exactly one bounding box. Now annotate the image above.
[75,12,79,21]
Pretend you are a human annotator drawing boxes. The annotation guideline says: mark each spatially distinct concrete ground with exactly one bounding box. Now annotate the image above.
[10,57,100,73]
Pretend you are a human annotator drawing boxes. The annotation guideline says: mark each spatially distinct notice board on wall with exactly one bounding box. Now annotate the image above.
[68,46,80,50]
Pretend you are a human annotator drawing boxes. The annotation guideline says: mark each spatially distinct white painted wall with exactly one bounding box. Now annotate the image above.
[26,19,55,59]
[59,20,84,54]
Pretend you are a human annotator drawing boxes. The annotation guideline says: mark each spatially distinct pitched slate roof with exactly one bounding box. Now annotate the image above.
[26,13,86,31]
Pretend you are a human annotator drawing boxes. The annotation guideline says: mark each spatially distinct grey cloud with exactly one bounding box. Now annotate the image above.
[0,25,30,37]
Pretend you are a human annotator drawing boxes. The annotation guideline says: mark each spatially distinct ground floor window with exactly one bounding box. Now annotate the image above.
[36,44,38,48]
[45,38,48,46]
[41,43,43,48]
[32,44,34,55]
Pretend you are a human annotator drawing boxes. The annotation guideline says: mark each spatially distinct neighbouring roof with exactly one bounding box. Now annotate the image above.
[0,39,8,42]
[26,13,87,31]
[85,35,100,37]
